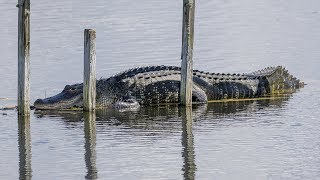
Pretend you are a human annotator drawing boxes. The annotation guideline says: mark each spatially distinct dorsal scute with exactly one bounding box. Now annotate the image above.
[108,66,181,81]
[110,65,218,82]
[245,66,279,77]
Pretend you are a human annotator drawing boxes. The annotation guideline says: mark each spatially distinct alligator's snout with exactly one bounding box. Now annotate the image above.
[34,83,84,110]
[34,99,44,105]
[34,98,50,110]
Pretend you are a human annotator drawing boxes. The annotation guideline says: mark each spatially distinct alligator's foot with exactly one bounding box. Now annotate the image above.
[113,97,140,110]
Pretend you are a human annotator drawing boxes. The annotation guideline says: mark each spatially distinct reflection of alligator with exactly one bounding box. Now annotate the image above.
[33,94,291,180]
[34,96,291,130]
[34,65,303,110]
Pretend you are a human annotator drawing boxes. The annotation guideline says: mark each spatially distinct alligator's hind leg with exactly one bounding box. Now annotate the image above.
[192,85,207,104]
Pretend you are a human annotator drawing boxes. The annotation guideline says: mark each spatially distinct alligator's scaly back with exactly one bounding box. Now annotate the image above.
[246,66,304,94]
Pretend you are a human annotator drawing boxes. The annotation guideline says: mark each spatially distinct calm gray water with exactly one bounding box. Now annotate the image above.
[0,0,320,179]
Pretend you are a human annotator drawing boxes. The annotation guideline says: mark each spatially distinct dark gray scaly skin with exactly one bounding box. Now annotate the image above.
[34,65,304,110]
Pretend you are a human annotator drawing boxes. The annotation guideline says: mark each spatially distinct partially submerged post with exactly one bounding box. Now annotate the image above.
[17,0,30,115]
[83,29,96,111]
[180,0,195,106]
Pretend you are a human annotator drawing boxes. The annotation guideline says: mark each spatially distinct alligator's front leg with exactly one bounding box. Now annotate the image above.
[113,96,140,110]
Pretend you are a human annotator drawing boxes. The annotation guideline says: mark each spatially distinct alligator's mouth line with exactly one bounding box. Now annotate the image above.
[34,94,83,110]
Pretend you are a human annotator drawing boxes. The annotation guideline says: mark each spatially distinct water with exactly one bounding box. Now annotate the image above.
[0,0,320,179]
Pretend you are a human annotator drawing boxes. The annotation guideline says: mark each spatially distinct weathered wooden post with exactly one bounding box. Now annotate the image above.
[17,0,30,115]
[180,0,195,106]
[83,29,96,111]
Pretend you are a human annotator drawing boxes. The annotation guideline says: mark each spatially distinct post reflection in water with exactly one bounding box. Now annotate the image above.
[18,115,32,180]
[84,112,98,179]
[181,106,196,180]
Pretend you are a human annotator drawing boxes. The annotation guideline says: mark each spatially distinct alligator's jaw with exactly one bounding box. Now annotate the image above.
[34,93,83,110]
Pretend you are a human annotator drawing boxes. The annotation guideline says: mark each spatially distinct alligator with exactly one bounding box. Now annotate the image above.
[34,65,304,110]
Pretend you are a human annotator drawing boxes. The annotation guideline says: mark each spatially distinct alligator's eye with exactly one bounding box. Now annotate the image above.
[70,88,76,91]
[64,85,71,90]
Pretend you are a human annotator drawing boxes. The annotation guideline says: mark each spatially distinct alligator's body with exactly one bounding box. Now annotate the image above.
[34,65,304,110]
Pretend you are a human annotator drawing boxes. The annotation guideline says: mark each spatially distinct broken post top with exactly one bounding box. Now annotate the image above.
[16,0,27,7]
[84,29,96,39]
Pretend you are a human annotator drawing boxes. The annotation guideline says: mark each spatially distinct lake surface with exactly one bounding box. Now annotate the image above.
[0,0,320,179]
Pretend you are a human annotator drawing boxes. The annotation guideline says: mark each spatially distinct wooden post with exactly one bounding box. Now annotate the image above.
[180,0,195,106]
[17,0,30,115]
[83,29,96,111]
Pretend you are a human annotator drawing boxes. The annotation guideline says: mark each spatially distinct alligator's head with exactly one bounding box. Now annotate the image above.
[34,83,83,110]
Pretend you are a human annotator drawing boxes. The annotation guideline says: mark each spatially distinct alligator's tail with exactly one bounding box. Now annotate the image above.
[246,66,304,94]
